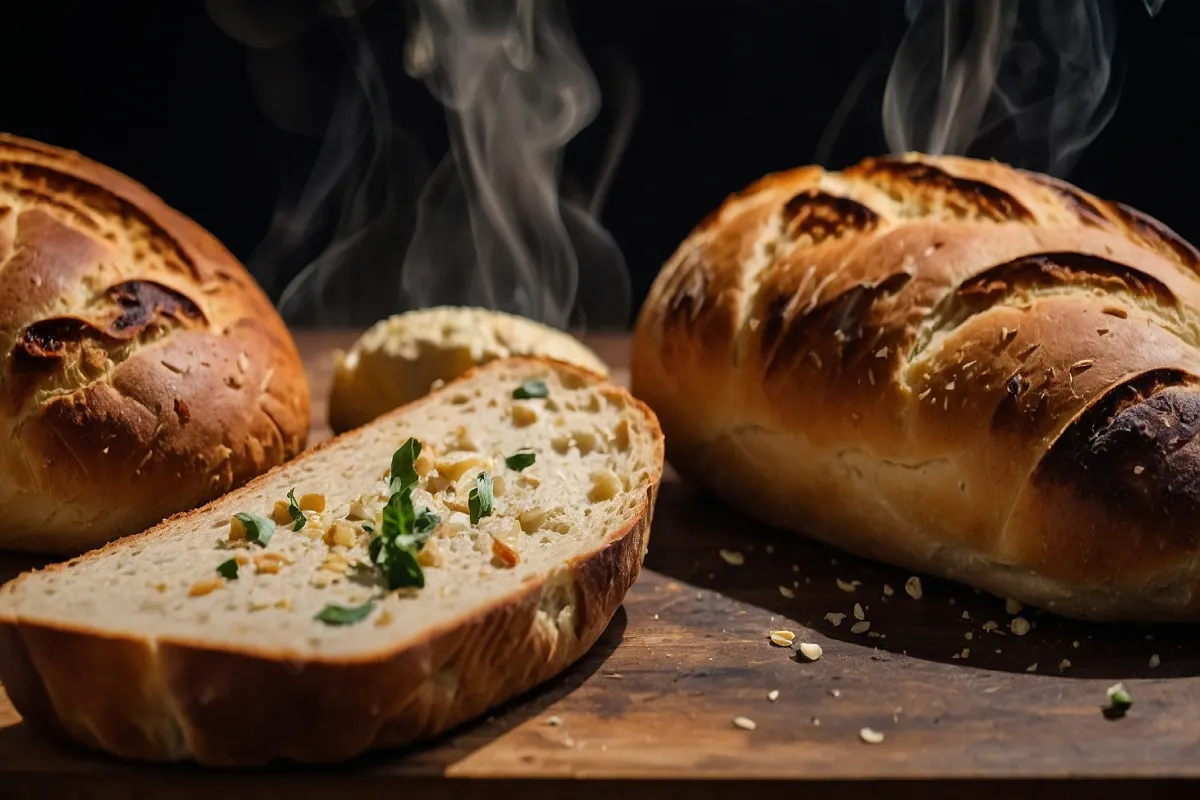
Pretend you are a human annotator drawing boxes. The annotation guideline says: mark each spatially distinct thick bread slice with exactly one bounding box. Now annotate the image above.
[0,357,663,766]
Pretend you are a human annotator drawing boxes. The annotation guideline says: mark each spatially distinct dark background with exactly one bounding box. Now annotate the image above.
[2,0,1196,328]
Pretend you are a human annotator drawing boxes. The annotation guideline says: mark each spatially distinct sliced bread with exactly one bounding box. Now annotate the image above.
[0,357,664,766]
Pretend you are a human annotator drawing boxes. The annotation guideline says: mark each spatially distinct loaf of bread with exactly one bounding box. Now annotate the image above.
[0,358,663,765]
[0,133,310,555]
[634,153,1200,621]
[329,306,609,433]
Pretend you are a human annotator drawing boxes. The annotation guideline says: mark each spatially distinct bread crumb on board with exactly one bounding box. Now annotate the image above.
[719,549,745,566]
[769,630,796,647]
[860,727,885,744]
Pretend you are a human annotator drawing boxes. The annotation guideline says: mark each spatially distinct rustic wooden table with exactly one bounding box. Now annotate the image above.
[3,330,1199,799]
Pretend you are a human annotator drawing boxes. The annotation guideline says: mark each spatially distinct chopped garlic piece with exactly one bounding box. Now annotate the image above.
[769,630,796,647]
[798,642,823,661]
[860,727,885,744]
[719,549,745,566]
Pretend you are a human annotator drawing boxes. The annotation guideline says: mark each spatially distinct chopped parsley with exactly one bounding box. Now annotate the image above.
[1104,682,1133,719]
[314,601,375,626]
[415,507,440,534]
[390,437,422,495]
[368,438,437,590]
[362,523,375,533]
[286,488,305,531]
[469,472,494,525]
[216,559,239,580]
[512,379,549,400]
[504,449,536,472]
[233,512,275,547]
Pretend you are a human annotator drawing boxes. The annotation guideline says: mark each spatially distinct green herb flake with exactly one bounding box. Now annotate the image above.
[369,536,425,590]
[362,523,375,533]
[368,440,435,591]
[233,512,276,547]
[216,559,239,580]
[286,488,305,531]
[415,507,440,534]
[469,472,495,525]
[505,449,536,472]
[511,379,549,400]
[381,488,416,544]
[370,490,429,589]
[314,601,375,626]
[1104,682,1133,719]
[390,437,422,496]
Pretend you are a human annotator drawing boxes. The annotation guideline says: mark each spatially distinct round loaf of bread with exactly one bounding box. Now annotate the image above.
[0,134,310,555]
[634,152,1200,621]
[328,306,608,433]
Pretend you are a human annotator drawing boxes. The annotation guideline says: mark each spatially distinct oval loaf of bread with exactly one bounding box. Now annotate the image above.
[329,306,609,433]
[0,133,310,555]
[0,358,663,765]
[634,152,1200,621]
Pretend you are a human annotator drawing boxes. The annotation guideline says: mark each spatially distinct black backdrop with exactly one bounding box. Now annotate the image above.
[2,0,1197,328]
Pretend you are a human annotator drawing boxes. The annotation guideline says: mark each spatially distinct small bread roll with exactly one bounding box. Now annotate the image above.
[329,307,607,432]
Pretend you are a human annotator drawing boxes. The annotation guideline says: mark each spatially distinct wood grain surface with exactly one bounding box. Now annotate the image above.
[3,329,1199,799]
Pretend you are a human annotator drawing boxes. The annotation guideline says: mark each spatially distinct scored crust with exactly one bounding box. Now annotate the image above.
[0,133,310,555]
[0,357,664,765]
[633,152,1200,621]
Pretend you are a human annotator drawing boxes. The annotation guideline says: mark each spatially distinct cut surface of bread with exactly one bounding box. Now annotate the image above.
[0,357,663,765]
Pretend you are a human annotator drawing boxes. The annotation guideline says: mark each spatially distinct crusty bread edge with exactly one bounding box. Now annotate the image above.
[0,356,665,766]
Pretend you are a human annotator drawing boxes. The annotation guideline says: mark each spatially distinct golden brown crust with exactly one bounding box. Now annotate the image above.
[634,152,1200,621]
[0,357,664,765]
[0,133,309,554]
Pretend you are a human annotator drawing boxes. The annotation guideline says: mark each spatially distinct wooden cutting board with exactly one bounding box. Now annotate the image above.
[3,330,1199,799]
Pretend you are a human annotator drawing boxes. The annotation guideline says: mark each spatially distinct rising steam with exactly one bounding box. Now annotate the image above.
[207,0,631,329]
[883,0,1166,177]
[401,0,630,330]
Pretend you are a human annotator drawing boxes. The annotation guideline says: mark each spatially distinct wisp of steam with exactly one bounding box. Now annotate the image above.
[207,0,633,330]
[883,0,1168,177]
[402,0,630,330]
